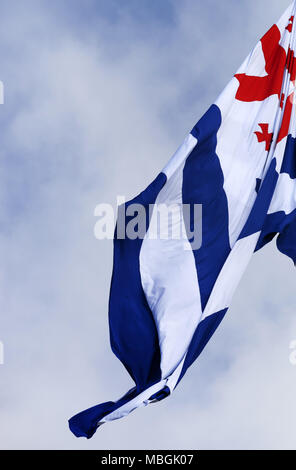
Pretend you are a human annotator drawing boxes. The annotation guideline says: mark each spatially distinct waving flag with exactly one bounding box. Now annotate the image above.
[69,2,296,438]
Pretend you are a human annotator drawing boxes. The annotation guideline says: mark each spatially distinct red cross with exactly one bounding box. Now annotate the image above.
[236,22,296,145]
[286,16,294,33]
[254,123,273,151]
[235,25,286,102]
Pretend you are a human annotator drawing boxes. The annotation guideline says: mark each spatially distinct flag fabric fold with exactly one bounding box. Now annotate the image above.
[69,1,296,438]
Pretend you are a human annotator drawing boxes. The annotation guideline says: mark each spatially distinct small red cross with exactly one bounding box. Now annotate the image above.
[254,123,273,151]
[286,16,294,33]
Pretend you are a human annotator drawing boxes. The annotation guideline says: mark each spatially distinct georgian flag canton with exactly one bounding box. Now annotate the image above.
[69,2,296,438]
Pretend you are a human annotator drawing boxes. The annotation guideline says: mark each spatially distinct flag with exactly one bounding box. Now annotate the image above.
[69,2,296,438]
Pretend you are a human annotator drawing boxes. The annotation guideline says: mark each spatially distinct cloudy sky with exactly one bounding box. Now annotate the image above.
[0,0,295,450]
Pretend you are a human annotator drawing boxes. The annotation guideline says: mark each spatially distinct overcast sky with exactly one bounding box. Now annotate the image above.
[0,0,295,450]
